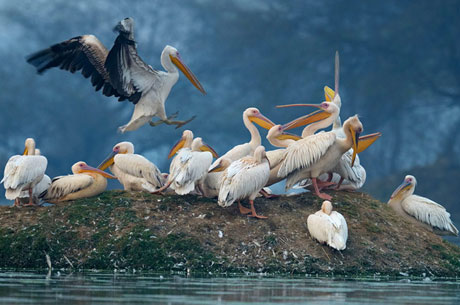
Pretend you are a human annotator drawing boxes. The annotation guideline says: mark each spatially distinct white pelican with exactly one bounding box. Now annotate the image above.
[18,149,51,205]
[210,107,275,169]
[1,138,47,206]
[388,175,458,236]
[27,17,206,133]
[41,161,116,203]
[307,200,348,250]
[156,131,218,195]
[277,114,363,200]
[98,141,164,192]
[215,146,270,219]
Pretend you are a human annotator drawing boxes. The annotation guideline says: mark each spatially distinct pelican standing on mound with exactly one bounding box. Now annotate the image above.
[98,142,164,192]
[18,149,51,205]
[388,175,458,236]
[307,200,348,250]
[41,162,116,203]
[210,108,275,169]
[26,17,206,133]
[215,146,270,219]
[1,138,47,206]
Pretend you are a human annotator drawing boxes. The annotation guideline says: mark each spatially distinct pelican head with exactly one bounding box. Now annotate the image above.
[114,17,134,35]
[321,200,333,215]
[23,138,36,156]
[191,137,219,158]
[280,102,339,131]
[244,108,275,130]
[73,161,117,179]
[390,175,416,200]
[266,124,301,147]
[168,129,194,158]
[208,157,232,173]
[98,142,134,170]
[324,85,342,109]
[343,115,363,167]
[163,45,206,95]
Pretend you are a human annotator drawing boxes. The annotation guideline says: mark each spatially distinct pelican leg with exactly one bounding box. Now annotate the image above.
[23,188,37,207]
[238,201,252,215]
[151,180,172,195]
[13,198,20,207]
[316,180,336,190]
[259,189,279,199]
[327,173,333,182]
[334,177,345,190]
[150,113,196,129]
[312,178,332,200]
[248,200,267,219]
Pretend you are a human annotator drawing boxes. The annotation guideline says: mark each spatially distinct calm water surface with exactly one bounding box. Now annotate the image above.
[0,271,458,304]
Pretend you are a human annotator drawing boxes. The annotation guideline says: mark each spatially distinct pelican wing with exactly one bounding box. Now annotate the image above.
[278,132,336,178]
[402,195,459,235]
[26,35,129,100]
[42,174,94,200]
[330,211,348,250]
[333,150,365,184]
[1,155,47,190]
[105,33,160,102]
[114,154,162,187]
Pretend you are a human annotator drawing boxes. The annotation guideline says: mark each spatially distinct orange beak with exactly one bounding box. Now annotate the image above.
[170,54,206,95]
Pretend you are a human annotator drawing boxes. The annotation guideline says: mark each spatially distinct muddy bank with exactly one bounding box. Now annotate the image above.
[0,190,459,276]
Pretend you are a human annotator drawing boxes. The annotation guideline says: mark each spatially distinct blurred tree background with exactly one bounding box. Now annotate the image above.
[0,0,459,231]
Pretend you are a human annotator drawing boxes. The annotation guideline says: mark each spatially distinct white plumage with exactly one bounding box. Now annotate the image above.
[98,141,163,192]
[218,146,270,218]
[307,200,348,250]
[1,138,47,205]
[388,175,458,236]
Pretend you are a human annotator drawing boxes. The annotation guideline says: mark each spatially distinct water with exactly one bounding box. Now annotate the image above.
[0,272,459,304]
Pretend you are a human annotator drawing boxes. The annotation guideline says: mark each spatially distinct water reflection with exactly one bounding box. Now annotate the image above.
[0,271,458,304]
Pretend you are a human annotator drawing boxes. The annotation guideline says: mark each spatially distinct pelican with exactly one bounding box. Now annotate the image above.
[41,161,116,203]
[215,146,270,219]
[1,138,47,206]
[210,107,275,169]
[307,200,348,250]
[26,17,206,133]
[18,149,51,205]
[202,158,232,198]
[156,132,218,195]
[388,175,458,236]
[277,113,364,200]
[98,141,164,192]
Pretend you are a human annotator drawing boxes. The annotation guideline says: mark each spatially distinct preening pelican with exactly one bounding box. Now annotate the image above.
[216,146,270,219]
[388,175,458,236]
[98,141,163,192]
[278,114,363,200]
[210,107,275,169]
[41,161,116,203]
[18,149,51,205]
[307,200,348,250]
[156,132,218,195]
[27,17,206,133]
[1,138,47,206]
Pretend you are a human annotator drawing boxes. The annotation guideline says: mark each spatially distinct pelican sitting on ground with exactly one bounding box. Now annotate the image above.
[388,175,458,236]
[18,149,51,205]
[98,141,164,192]
[307,200,348,250]
[277,113,363,200]
[210,107,275,169]
[215,146,270,219]
[41,162,116,203]
[26,17,206,133]
[1,138,47,206]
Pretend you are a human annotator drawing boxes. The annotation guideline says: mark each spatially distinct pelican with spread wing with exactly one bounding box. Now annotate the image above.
[27,17,206,133]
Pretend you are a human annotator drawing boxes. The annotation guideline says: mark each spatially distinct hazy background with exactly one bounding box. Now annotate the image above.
[1,0,459,235]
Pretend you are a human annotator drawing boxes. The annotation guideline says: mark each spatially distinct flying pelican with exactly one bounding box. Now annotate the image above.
[388,175,458,236]
[18,149,51,205]
[1,138,47,206]
[215,146,270,219]
[155,132,218,195]
[26,17,206,133]
[41,161,116,203]
[277,114,363,200]
[307,200,348,250]
[209,107,275,169]
[98,141,164,192]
